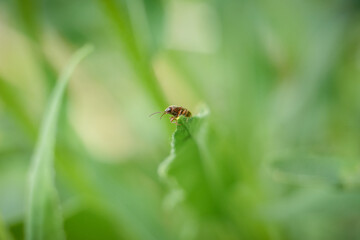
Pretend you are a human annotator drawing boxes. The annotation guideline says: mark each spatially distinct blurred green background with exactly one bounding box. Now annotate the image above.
[1,0,360,239]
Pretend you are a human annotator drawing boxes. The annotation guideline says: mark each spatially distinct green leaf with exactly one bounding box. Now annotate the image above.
[271,155,345,185]
[158,110,218,215]
[98,0,167,109]
[25,45,93,240]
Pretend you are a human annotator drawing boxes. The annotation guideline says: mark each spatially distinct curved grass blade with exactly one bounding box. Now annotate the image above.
[25,45,93,240]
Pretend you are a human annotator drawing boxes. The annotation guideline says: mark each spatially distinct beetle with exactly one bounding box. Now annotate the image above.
[149,105,192,125]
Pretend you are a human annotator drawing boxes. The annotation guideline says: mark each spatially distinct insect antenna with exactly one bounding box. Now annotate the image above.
[149,112,163,117]
[160,112,166,119]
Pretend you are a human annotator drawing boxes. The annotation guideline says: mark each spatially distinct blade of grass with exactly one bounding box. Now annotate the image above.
[16,0,58,91]
[25,45,93,240]
[98,0,167,109]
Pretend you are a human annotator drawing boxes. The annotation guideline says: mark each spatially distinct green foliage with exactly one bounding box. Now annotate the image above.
[159,111,216,215]
[0,0,360,240]
[272,155,346,185]
[0,215,13,240]
[0,76,36,140]
[25,45,93,240]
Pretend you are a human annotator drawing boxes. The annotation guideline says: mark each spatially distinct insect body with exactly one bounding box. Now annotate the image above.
[149,105,192,125]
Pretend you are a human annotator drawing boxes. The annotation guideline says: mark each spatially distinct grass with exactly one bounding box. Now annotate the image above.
[26,45,93,240]
[0,0,360,240]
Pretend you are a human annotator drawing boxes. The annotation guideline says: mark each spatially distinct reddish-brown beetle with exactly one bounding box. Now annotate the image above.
[149,105,192,125]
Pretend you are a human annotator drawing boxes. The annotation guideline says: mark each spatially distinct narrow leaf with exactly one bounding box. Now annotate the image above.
[25,45,93,240]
